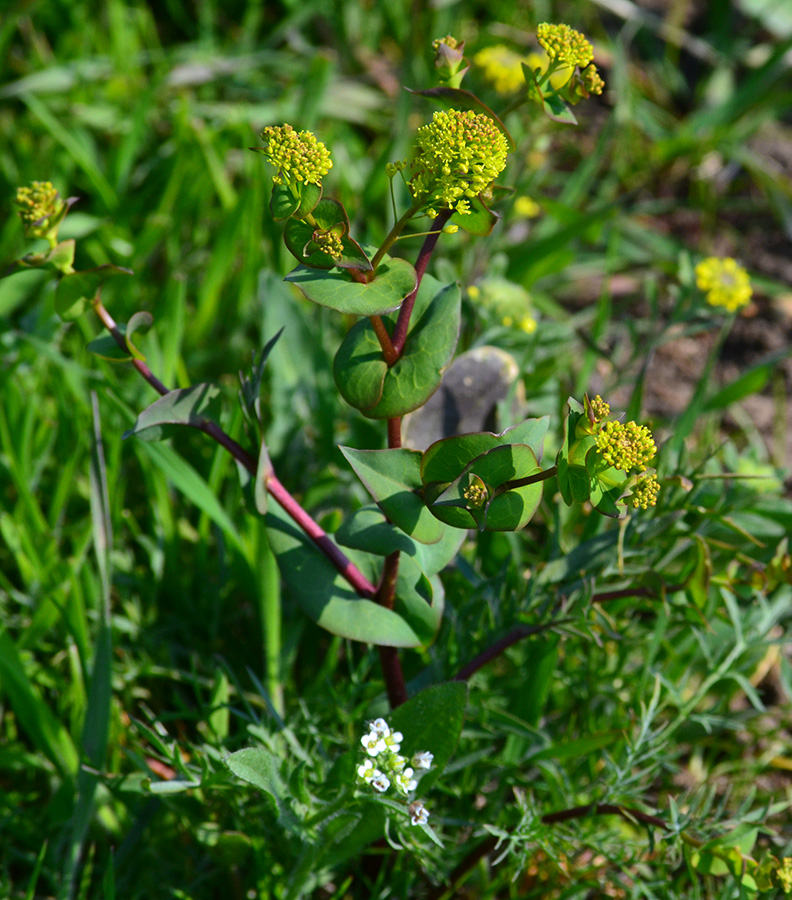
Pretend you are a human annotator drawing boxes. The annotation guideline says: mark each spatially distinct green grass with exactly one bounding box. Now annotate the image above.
[2,1,792,898]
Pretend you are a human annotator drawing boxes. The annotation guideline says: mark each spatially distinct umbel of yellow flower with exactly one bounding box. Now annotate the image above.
[596,420,657,472]
[259,124,332,187]
[473,45,526,94]
[536,23,594,69]
[404,109,509,217]
[15,181,60,226]
[694,257,752,312]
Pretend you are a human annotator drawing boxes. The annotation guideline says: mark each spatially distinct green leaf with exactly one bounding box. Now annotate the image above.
[389,682,468,798]
[54,264,133,321]
[521,64,578,125]
[394,554,443,646]
[340,447,444,544]
[122,383,222,442]
[429,443,543,531]
[285,255,415,316]
[407,87,516,151]
[2,239,76,278]
[335,506,464,578]
[283,198,371,271]
[334,276,461,418]
[269,181,322,221]
[265,503,424,647]
[225,747,283,819]
[86,333,134,362]
[422,417,549,484]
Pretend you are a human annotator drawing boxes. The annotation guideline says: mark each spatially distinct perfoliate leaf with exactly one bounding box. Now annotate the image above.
[285,256,415,316]
[334,276,461,418]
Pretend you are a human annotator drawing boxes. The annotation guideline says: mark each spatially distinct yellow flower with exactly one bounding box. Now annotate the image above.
[695,257,752,312]
[514,195,541,218]
[405,109,509,217]
[473,45,525,94]
[536,23,594,69]
[259,124,332,187]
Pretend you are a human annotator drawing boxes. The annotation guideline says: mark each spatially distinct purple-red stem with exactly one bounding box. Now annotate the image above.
[93,298,377,598]
[391,208,452,356]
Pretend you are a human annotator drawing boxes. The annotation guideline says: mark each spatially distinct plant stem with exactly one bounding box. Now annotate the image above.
[93,298,377,599]
[370,199,423,271]
[453,619,572,681]
[387,417,402,448]
[391,208,452,357]
[370,315,398,365]
[499,465,557,492]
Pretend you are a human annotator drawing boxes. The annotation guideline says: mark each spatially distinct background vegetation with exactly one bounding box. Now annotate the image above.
[1,0,792,897]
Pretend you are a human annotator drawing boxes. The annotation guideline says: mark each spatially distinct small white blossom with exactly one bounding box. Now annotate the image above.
[409,800,430,826]
[395,767,417,794]
[370,717,390,738]
[361,731,386,757]
[412,751,433,770]
[357,762,375,782]
[386,754,407,773]
[371,772,390,793]
[384,731,403,753]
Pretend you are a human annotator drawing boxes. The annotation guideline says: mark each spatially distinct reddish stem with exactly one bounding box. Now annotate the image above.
[93,298,377,599]
[387,417,402,448]
[391,208,452,357]
[370,315,398,365]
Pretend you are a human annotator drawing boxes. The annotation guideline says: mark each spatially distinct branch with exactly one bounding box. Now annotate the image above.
[454,619,572,682]
[93,298,377,599]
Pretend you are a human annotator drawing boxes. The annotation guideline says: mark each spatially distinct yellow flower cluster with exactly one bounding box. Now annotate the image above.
[629,473,660,510]
[580,64,605,95]
[537,23,594,69]
[312,229,344,259]
[694,257,752,312]
[596,420,657,472]
[15,181,60,225]
[260,124,332,187]
[473,44,526,94]
[406,110,509,217]
[588,394,610,423]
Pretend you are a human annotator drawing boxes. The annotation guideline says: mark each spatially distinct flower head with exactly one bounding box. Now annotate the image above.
[695,257,752,312]
[596,420,657,472]
[409,800,430,826]
[629,473,660,510]
[14,181,70,244]
[580,64,605,95]
[412,750,434,770]
[370,772,390,793]
[361,731,387,757]
[395,767,418,794]
[259,124,332,187]
[405,109,509,217]
[474,44,526,94]
[537,23,594,69]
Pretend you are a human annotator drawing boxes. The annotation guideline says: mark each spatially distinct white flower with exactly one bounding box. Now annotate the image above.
[409,800,430,826]
[412,751,433,770]
[357,762,375,782]
[387,754,408,773]
[384,731,403,753]
[370,717,390,738]
[371,772,390,793]
[395,768,417,794]
[361,731,386,757]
